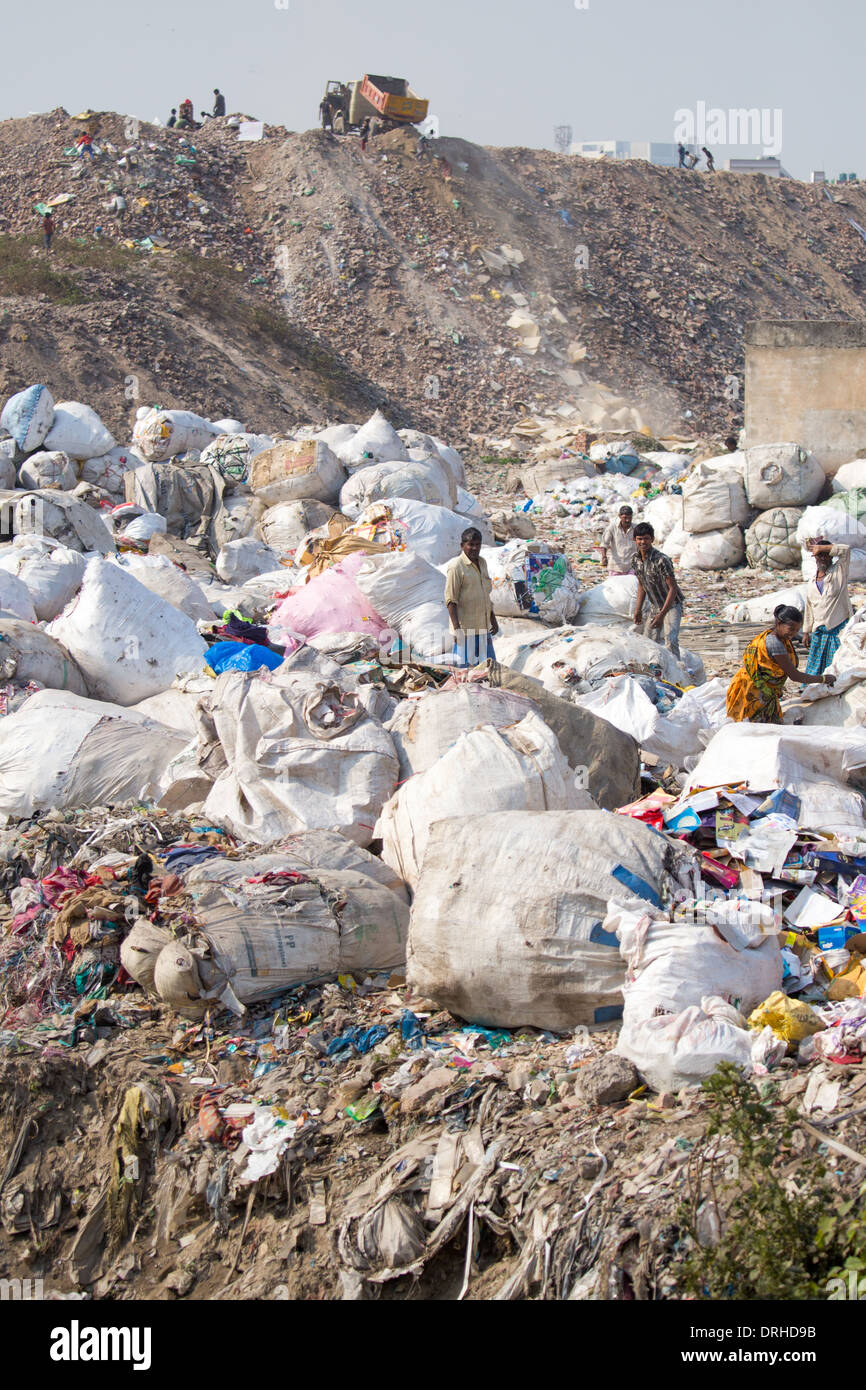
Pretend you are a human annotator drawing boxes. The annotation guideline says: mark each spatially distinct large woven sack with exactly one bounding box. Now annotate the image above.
[745,507,804,569]
[250,440,345,507]
[407,810,693,1031]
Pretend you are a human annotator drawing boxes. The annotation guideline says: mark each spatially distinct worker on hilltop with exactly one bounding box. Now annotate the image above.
[702,146,715,172]
[601,505,637,575]
[802,538,852,675]
[445,527,499,668]
[41,211,55,252]
[75,130,95,160]
[176,99,197,131]
[727,605,834,723]
[677,143,688,168]
[632,522,684,658]
[212,88,226,118]
[167,108,177,128]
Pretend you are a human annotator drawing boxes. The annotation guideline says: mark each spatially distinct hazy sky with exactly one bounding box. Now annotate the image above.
[4,0,861,179]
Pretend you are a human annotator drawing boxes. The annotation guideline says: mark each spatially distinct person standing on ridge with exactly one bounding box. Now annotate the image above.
[167,108,177,128]
[702,146,715,171]
[445,527,499,668]
[213,88,226,117]
[677,143,687,167]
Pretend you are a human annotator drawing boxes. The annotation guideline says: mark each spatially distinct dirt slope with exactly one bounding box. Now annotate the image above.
[1,109,866,445]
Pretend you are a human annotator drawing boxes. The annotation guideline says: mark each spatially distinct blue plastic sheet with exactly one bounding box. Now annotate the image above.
[205,641,283,674]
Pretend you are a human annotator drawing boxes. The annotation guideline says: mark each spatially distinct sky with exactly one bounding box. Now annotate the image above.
[4,0,863,180]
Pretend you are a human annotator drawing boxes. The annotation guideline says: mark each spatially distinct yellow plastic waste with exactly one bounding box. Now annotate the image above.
[747,990,825,1044]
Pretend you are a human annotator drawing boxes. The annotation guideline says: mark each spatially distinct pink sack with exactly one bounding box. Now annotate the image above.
[270,552,390,641]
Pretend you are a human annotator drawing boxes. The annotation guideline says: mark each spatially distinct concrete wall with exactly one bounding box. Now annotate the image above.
[745,321,866,476]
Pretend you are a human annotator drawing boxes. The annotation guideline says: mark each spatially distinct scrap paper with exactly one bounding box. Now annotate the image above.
[784,885,847,930]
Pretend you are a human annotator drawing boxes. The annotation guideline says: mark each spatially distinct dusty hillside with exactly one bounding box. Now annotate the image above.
[1,108,866,446]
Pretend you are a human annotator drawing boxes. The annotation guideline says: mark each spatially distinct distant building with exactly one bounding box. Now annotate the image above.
[569,140,680,167]
[725,156,791,177]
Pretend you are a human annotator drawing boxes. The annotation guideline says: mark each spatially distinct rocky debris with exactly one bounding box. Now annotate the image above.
[574,1054,640,1107]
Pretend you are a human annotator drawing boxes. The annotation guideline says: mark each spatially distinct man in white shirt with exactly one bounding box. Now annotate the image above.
[600,506,637,574]
[803,539,852,675]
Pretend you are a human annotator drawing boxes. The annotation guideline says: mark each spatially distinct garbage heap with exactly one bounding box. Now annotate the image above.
[3,386,866,1299]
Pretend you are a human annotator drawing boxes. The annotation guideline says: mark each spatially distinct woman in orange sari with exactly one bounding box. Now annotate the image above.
[726,605,835,723]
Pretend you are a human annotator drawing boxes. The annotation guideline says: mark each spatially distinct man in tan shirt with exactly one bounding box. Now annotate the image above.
[444,527,498,667]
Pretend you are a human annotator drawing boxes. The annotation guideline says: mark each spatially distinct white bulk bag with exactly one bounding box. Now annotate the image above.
[48,558,208,705]
[745,507,804,569]
[184,833,409,905]
[200,658,399,847]
[17,450,79,491]
[355,551,451,662]
[43,402,115,460]
[200,432,274,484]
[135,869,407,1015]
[576,574,639,626]
[80,446,144,496]
[1,385,54,452]
[340,458,457,516]
[723,585,806,624]
[12,491,115,554]
[132,408,219,462]
[496,622,692,690]
[833,459,866,493]
[0,570,36,621]
[118,512,166,543]
[407,809,693,1031]
[744,443,825,508]
[378,713,593,889]
[249,440,345,507]
[681,461,751,534]
[337,410,409,470]
[431,438,467,488]
[680,525,745,570]
[454,487,494,543]
[0,690,189,819]
[316,423,359,453]
[215,538,281,584]
[0,546,86,620]
[385,683,538,779]
[119,553,214,622]
[0,618,88,695]
[260,500,336,555]
[796,506,866,547]
[351,497,467,567]
[641,493,681,543]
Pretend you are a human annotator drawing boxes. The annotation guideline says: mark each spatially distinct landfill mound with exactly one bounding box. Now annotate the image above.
[3,110,866,441]
[4,159,866,1295]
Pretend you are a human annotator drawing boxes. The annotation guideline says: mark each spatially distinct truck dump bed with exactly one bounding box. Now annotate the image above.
[359,74,429,125]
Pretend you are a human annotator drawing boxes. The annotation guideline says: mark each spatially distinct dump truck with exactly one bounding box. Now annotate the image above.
[319,75,429,136]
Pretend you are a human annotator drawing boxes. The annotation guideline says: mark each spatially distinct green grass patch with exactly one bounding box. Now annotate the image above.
[673,1063,866,1300]
[0,234,86,305]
